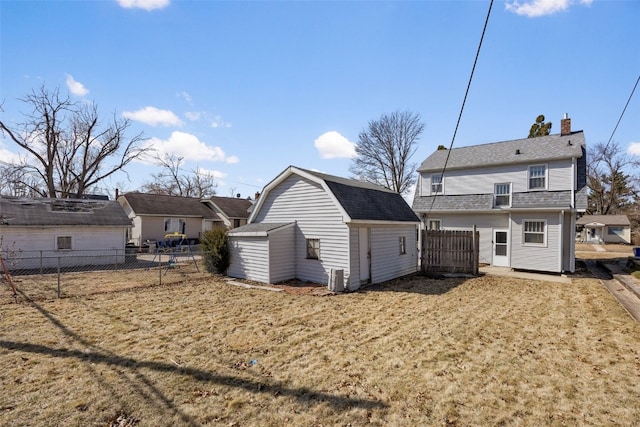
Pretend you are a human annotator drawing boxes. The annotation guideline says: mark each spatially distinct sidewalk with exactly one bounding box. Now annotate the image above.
[479,265,572,284]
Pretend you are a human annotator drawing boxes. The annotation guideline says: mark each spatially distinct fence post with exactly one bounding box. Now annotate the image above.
[158,253,162,286]
[40,250,43,275]
[57,256,61,298]
[473,225,478,276]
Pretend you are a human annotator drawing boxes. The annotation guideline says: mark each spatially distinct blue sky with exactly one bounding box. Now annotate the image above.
[1,0,638,200]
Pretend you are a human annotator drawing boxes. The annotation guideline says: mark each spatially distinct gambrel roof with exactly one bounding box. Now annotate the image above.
[250,166,420,223]
[0,197,131,227]
[118,192,220,220]
[418,131,586,172]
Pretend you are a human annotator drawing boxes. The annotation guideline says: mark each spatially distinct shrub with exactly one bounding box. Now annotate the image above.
[201,228,230,274]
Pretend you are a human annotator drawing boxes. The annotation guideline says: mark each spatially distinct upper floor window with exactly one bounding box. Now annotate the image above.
[431,174,443,194]
[494,183,511,207]
[399,236,406,255]
[528,165,547,190]
[523,220,546,245]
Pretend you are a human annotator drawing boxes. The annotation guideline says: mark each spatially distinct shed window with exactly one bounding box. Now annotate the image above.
[523,220,546,245]
[528,165,547,190]
[57,236,72,250]
[306,238,320,260]
[399,236,406,255]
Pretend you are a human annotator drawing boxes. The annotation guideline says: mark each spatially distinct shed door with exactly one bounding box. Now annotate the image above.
[493,229,509,267]
[359,227,371,284]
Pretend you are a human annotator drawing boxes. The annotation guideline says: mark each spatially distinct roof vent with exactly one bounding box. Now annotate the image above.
[567,140,572,146]
[515,149,521,155]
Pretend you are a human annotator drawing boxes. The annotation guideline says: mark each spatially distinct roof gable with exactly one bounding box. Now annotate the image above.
[0,197,131,227]
[418,131,586,172]
[118,192,220,220]
[251,166,419,223]
[203,196,252,219]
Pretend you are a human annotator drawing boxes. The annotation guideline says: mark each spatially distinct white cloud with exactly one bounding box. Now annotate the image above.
[627,142,640,156]
[123,106,183,127]
[145,131,238,163]
[116,0,170,11]
[184,111,201,121]
[65,74,89,97]
[211,115,232,129]
[0,145,22,164]
[505,0,580,17]
[314,131,357,159]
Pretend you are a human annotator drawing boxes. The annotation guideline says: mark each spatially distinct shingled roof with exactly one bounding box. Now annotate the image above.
[418,131,586,172]
[203,196,252,219]
[258,166,419,223]
[0,197,131,227]
[118,192,220,220]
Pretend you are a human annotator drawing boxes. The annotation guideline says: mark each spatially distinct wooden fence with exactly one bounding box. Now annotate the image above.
[421,228,479,275]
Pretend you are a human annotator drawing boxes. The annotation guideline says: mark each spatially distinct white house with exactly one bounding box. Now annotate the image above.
[0,197,132,270]
[201,196,253,229]
[576,214,632,244]
[228,166,421,290]
[412,114,587,273]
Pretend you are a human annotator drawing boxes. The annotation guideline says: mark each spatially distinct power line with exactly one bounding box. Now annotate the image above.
[427,0,493,216]
[604,73,640,151]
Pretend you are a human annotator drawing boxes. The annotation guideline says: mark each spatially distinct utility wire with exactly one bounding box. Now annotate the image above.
[427,0,493,217]
[604,73,640,152]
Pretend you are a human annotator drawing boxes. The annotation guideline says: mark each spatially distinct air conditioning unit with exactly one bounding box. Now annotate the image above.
[328,268,344,292]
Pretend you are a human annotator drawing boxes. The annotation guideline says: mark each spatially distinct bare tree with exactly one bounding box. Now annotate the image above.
[349,110,425,194]
[587,141,638,215]
[0,85,147,198]
[140,153,217,198]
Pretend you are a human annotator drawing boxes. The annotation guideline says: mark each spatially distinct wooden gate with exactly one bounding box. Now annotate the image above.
[421,229,479,275]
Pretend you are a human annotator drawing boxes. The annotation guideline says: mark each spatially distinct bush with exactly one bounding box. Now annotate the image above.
[201,228,230,274]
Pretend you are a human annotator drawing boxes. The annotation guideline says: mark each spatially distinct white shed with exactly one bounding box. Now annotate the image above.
[227,166,421,290]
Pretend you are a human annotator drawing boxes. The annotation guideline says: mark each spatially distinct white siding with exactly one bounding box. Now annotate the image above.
[1,226,126,269]
[254,175,350,284]
[348,227,361,288]
[268,225,296,283]
[370,226,418,284]
[438,213,509,265]
[510,212,561,272]
[423,159,575,196]
[228,237,270,283]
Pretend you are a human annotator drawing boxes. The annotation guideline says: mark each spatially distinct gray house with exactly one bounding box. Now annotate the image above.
[228,166,421,290]
[576,214,631,244]
[412,114,587,273]
[0,197,132,269]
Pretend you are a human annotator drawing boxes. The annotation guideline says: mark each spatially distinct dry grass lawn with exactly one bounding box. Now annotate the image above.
[1,269,640,426]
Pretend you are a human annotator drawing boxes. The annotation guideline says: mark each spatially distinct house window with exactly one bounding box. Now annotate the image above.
[57,236,72,250]
[306,238,320,260]
[164,218,186,234]
[427,219,441,230]
[399,236,406,255]
[523,220,546,245]
[607,226,623,236]
[528,165,547,190]
[431,174,443,194]
[233,219,242,228]
[494,183,511,207]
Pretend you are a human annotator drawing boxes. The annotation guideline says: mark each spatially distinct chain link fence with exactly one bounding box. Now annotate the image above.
[1,247,214,301]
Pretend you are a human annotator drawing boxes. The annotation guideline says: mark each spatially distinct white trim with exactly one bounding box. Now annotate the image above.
[522,219,547,247]
[528,164,548,190]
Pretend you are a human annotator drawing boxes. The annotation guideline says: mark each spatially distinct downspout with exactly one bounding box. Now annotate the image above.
[559,210,564,273]
[571,157,576,209]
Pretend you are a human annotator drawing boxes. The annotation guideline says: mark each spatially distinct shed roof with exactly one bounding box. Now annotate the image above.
[0,197,131,227]
[228,222,295,237]
[118,192,220,220]
[576,214,630,226]
[418,131,586,172]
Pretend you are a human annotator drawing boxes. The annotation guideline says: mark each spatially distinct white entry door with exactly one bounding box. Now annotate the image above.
[493,229,509,267]
[359,227,371,284]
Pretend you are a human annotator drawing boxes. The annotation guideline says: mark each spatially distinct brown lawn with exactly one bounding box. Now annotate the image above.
[1,271,640,426]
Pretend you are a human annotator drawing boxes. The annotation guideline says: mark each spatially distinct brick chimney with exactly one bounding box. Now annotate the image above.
[560,113,571,136]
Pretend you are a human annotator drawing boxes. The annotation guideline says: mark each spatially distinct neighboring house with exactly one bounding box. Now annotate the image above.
[117,192,222,246]
[576,214,631,244]
[412,114,587,273]
[227,166,421,290]
[201,196,253,229]
[0,197,131,269]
